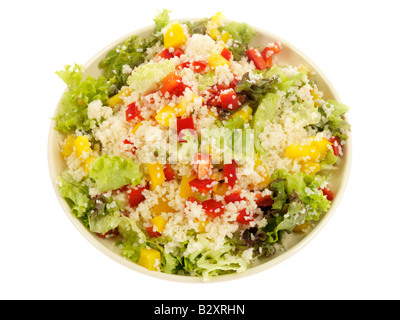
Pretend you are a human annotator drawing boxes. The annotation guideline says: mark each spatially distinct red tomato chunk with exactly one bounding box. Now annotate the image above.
[223,161,238,188]
[201,199,225,218]
[125,102,142,122]
[236,208,254,224]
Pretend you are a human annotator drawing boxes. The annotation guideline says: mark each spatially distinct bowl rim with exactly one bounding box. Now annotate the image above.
[48,21,352,283]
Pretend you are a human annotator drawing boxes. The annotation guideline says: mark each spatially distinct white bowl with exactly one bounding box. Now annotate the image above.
[48,22,352,283]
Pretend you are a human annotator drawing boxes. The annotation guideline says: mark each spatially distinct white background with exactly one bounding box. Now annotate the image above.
[1,0,399,300]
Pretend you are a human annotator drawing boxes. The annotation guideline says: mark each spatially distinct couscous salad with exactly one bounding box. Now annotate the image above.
[53,10,350,279]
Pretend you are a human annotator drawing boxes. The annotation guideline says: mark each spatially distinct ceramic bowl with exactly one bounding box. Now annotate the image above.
[48,21,352,283]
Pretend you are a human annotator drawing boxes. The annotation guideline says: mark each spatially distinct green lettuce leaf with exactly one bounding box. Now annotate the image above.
[55,64,110,133]
[220,21,256,44]
[89,155,142,192]
[271,169,331,220]
[198,71,216,91]
[314,100,351,140]
[99,33,161,91]
[182,18,209,35]
[182,235,248,280]
[127,60,175,95]
[219,21,256,61]
[153,9,171,32]
[87,196,123,235]
[265,198,306,242]
[117,215,147,262]
[57,171,93,225]
[250,92,281,155]
[276,72,305,92]
[235,72,279,103]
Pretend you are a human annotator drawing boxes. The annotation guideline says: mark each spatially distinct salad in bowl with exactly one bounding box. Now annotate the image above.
[50,10,351,281]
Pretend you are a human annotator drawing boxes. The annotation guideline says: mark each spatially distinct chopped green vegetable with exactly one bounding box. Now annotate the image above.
[153,9,171,32]
[55,64,110,133]
[89,155,142,192]
[127,60,175,95]
[250,92,281,155]
[58,171,93,225]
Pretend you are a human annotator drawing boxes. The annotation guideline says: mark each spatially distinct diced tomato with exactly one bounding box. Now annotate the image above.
[329,136,342,157]
[160,71,183,95]
[189,178,216,194]
[220,47,232,61]
[220,88,240,110]
[246,48,267,70]
[201,199,225,218]
[206,80,239,108]
[224,191,244,204]
[125,102,142,122]
[321,187,334,201]
[173,47,185,57]
[261,41,281,60]
[261,42,282,68]
[193,153,212,179]
[223,160,238,188]
[175,61,191,71]
[255,193,274,207]
[236,208,254,224]
[163,163,175,181]
[122,139,137,155]
[171,82,188,97]
[177,117,195,134]
[129,185,148,207]
[206,88,221,107]
[97,228,119,239]
[177,117,196,142]
[123,139,133,145]
[192,60,208,73]
[155,48,173,61]
[145,225,161,238]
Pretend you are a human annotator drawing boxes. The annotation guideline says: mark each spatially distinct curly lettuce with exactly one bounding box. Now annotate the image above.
[89,155,142,192]
[57,171,93,227]
[99,10,170,91]
[55,64,110,133]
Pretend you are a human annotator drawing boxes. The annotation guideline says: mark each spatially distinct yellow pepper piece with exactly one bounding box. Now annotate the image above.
[152,198,174,215]
[285,137,330,163]
[151,215,167,233]
[164,23,187,49]
[212,182,229,196]
[198,220,208,233]
[147,162,165,191]
[176,98,189,117]
[179,174,196,198]
[254,155,270,187]
[311,137,330,159]
[207,12,226,40]
[300,161,321,175]
[211,12,226,25]
[106,88,132,107]
[138,247,161,271]
[83,156,96,174]
[176,95,202,117]
[61,135,76,158]
[155,105,176,126]
[293,221,311,233]
[131,122,143,134]
[73,136,92,160]
[311,88,322,100]
[208,53,230,69]
[208,27,221,41]
[233,105,253,123]
[220,31,232,43]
